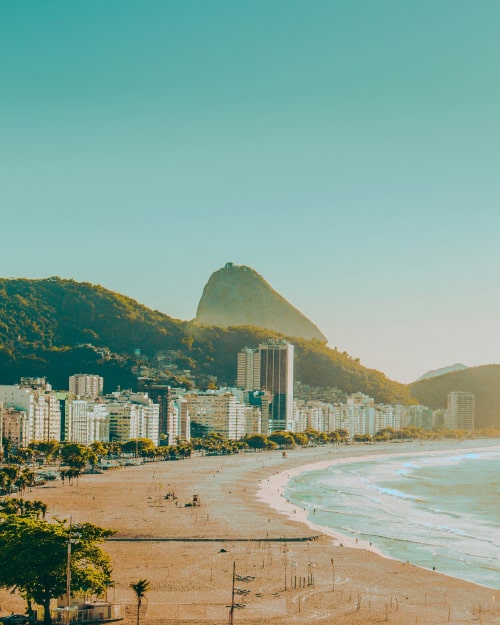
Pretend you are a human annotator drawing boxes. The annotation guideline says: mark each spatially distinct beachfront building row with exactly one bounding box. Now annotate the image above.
[0,382,162,448]
[291,392,475,435]
[0,372,475,451]
[292,395,423,436]
[235,342,475,435]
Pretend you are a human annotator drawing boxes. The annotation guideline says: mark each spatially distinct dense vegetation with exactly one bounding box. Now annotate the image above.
[0,509,113,625]
[410,364,500,429]
[0,277,411,404]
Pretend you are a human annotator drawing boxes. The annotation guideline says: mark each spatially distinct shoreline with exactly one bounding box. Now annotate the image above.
[1,440,499,624]
[256,440,500,590]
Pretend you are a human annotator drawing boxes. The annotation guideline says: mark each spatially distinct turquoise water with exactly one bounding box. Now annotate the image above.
[285,441,500,589]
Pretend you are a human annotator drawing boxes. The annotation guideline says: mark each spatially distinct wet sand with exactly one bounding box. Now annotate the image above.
[1,444,499,624]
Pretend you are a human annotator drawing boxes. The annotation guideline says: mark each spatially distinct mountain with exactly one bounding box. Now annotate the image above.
[196,263,328,342]
[0,276,410,404]
[416,363,468,382]
[410,364,500,429]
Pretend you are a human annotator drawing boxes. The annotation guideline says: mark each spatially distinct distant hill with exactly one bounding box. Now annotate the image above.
[196,263,328,342]
[0,277,410,404]
[410,364,500,429]
[416,363,468,382]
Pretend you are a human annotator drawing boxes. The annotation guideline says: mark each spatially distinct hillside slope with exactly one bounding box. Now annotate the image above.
[410,364,500,429]
[196,263,328,342]
[0,277,410,404]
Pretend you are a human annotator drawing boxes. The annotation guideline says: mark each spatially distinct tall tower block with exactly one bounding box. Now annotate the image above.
[258,340,294,432]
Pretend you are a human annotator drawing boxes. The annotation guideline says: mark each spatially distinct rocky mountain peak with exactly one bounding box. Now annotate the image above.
[196,263,328,342]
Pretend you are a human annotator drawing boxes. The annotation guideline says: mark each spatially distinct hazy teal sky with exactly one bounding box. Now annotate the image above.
[1,1,499,382]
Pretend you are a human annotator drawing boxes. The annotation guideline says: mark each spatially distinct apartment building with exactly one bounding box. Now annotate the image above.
[106,391,160,445]
[0,383,61,444]
[445,391,475,431]
[69,374,104,400]
[184,391,246,440]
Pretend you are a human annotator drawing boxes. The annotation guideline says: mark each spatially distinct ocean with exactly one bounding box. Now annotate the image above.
[284,440,500,589]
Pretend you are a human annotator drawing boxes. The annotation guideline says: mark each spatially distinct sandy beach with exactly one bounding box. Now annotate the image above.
[1,443,499,625]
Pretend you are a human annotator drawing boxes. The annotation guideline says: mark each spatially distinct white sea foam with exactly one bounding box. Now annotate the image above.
[258,440,500,589]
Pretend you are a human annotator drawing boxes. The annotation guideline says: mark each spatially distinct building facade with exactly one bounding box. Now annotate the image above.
[0,383,61,445]
[69,374,104,400]
[106,391,160,445]
[258,340,294,432]
[236,348,261,391]
[184,392,246,440]
[446,391,475,431]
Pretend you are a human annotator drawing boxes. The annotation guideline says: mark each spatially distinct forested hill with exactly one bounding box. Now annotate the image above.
[0,277,411,403]
[410,364,500,429]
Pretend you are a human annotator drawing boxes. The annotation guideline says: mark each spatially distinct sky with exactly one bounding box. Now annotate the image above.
[1,1,499,383]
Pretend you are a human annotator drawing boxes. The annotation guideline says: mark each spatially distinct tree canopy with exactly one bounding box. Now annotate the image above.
[0,514,114,625]
[122,438,156,457]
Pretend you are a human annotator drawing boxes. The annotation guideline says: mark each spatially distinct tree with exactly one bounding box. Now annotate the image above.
[243,434,277,451]
[122,438,155,457]
[90,441,107,459]
[244,434,267,450]
[29,440,60,463]
[0,515,114,625]
[268,431,296,449]
[59,443,89,469]
[174,442,193,459]
[0,466,19,494]
[16,467,37,495]
[60,467,83,485]
[130,579,150,625]
[0,498,47,519]
[290,432,308,447]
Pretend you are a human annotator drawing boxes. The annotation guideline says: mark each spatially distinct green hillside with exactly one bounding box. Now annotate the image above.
[410,364,500,429]
[0,277,411,404]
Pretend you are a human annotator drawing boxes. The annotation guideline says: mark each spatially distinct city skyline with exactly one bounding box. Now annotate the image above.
[2,1,499,383]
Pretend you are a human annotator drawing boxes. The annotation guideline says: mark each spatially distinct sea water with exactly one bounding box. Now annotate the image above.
[284,440,500,589]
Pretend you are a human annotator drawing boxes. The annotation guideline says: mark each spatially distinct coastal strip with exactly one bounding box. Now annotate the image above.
[1,441,498,625]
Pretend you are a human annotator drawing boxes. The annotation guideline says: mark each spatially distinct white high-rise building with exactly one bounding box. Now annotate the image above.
[344,393,374,436]
[2,407,32,448]
[69,374,104,400]
[244,405,262,435]
[446,391,475,431]
[67,400,109,446]
[0,384,61,444]
[166,396,191,444]
[105,392,160,445]
[184,392,246,440]
[236,348,261,390]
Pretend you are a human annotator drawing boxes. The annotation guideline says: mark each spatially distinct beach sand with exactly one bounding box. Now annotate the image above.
[1,444,499,624]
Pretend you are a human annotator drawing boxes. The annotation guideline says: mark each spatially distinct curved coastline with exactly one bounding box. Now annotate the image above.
[1,439,499,625]
[257,439,500,587]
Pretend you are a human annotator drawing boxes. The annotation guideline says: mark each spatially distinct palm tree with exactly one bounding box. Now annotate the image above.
[0,497,47,518]
[16,467,36,495]
[2,465,20,494]
[130,579,150,625]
